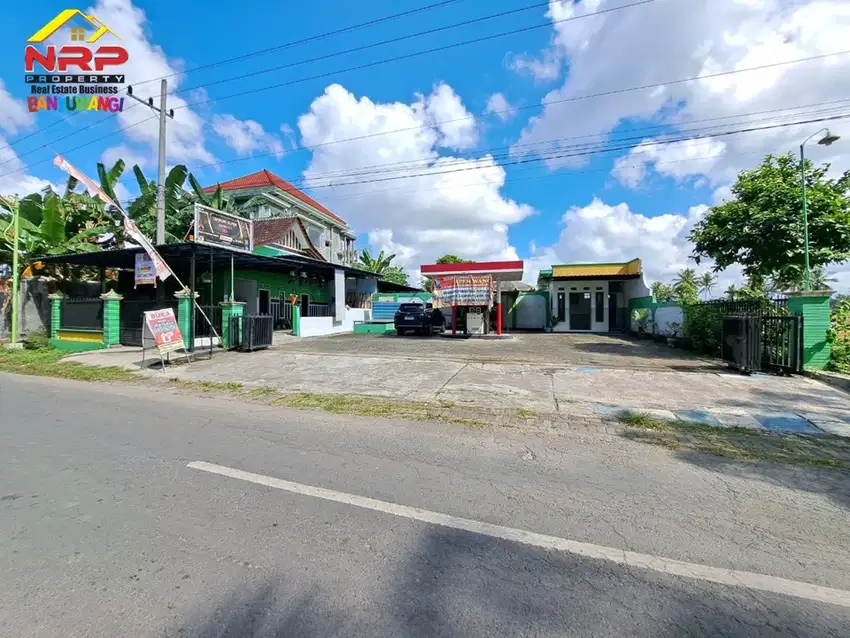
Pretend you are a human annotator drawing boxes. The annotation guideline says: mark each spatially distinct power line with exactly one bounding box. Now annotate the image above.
[295,112,850,190]
[178,0,661,110]
[0,0,469,152]
[172,0,572,97]
[2,0,655,166]
[285,102,850,184]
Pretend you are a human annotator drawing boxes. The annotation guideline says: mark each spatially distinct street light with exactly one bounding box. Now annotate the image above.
[800,128,840,290]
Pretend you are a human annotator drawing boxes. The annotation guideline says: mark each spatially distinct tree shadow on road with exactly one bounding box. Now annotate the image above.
[173,526,850,637]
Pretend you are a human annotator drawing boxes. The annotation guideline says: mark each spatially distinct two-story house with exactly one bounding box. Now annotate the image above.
[203,169,357,266]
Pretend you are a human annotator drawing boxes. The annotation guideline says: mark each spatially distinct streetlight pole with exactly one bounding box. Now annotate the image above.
[799,128,840,291]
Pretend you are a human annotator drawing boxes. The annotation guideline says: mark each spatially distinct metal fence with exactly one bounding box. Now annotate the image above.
[227,314,274,352]
[60,297,103,331]
[119,299,178,346]
[270,299,294,329]
[307,302,331,317]
[194,305,222,340]
[698,297,788,316]
[721,314,802,374]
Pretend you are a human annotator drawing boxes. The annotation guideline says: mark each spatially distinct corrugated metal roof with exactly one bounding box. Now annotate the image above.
[549,259,641,279]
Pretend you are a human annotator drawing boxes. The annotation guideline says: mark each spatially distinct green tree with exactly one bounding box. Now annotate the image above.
[724,284,738,300]
[436,254,475,264]
[673,268,699,304]
[650,281,676,302]
[769,265,837,293]
[689,153,850,281]
[698,272,717,300]
[355,249,409,286]
[127,164,195,242]
[380,266,409,287]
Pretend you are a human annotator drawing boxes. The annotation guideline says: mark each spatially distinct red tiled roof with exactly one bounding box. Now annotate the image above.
[253,217,325,261]
[203,169,345,224]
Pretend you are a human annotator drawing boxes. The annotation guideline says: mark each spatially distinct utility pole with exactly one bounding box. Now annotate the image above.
[127,80,174,245]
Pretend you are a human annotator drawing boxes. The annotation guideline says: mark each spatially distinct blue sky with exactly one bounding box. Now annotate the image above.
[3,0,849,290]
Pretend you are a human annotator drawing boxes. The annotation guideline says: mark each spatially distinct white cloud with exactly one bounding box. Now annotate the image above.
[212,114,285,159]
[101,144,150,171]
[525,197,744,292]
[507,48,562,83]
[485,93,518,122]
[612,136,728,188]
[0,84,54,197]
[0,79,33,135]
[512,0,850,182]
[421,83,478,150]
[297,84,533,270]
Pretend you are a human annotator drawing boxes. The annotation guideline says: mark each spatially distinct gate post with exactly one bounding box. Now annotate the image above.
[787,290,832,371]
[174,288,198,350]
[219,301,245,349]
[292,304,301,337]
[100,290,123,347]
[47,292,63,340]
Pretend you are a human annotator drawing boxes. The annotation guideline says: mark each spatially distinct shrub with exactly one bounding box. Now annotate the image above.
[23,330,51,350]
[827,298,850,374]
[683,304,723,355]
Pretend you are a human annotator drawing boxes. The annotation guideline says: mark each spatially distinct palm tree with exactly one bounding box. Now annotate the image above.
[698,272,717,300]
[674,268,698,290]
[810,267,837,291]
[725,284,738,300]
[357,248,397,275]
[650,281,675,302]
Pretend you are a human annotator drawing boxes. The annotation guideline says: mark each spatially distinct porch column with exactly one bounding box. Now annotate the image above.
[219,301,245,350]
[787,290,833,371]
[495,280,502,335]
[100,290,123,347]
[48,292,63,340]
[175,288,198,351]
[292,304,301,337]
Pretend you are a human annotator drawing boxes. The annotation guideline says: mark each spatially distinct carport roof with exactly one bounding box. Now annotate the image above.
[35,242,379,278]
[419,260,524,282]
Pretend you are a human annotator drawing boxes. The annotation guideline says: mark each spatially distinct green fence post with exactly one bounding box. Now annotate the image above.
[292,304,301,337]
[100,290,123,346]
[48,292,63,340]
[219,301,245,349]
[787,290,833,371]
[174,288,198,349]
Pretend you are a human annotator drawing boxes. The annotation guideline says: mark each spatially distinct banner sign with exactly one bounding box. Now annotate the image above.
[143,308,185,355]
[430,275,492,308]
[194,204,253,252]
[54,154,172,282]
[134,253,156,286]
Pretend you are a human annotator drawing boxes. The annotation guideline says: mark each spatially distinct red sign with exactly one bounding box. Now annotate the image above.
[25,45,128,72]
[143,308,185,354]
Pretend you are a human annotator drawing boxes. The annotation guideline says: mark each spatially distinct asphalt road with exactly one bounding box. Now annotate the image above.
[1,373,849,637]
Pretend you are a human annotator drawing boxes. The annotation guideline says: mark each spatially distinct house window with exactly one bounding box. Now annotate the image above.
[595,291,604,323]
[71,27,85,41]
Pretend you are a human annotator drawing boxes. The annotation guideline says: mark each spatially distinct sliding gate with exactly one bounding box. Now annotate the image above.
[721,314,803,374]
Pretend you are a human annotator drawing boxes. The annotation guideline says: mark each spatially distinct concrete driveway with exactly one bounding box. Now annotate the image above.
[274,332,722,371]
[71,332,850,428]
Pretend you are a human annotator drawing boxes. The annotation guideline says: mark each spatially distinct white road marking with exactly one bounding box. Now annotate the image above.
[188,460,850,609]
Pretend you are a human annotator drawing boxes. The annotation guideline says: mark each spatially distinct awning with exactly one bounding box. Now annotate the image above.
[35,241,379,279]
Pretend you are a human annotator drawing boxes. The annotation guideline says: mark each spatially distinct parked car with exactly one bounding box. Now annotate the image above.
[394,303,446,336]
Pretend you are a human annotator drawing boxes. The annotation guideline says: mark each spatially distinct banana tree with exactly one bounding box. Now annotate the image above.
[126,164,194,242]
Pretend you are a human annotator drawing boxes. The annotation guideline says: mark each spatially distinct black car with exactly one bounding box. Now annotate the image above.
[394,303,445,336]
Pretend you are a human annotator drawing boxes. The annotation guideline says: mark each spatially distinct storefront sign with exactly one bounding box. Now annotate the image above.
[143,308,185,354]
[134,252,156,286]
[431,275,492,308]
[194,204,253,252]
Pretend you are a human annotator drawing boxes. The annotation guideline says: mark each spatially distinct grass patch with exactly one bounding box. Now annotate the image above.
[618,411,850,471]
[246,386,278,398]
[269,392,488,427]
[167,378,244,393]
[0,347,138,382]
[437,399,457,409]
[515,408,538,419]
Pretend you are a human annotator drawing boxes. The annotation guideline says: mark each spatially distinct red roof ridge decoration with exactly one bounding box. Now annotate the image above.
[253,217,325,261]
[203,169,345,224]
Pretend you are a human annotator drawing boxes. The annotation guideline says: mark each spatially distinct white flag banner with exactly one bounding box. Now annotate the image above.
[54,154,171,282]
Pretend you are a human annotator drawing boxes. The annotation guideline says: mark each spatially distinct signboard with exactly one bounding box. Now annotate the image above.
[143,308,185,355]
[194,203,253,252]
[430,275,492,308]
[134,253,156,286]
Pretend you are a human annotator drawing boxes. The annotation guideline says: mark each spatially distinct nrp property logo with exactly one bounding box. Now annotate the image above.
[26,9,128,114]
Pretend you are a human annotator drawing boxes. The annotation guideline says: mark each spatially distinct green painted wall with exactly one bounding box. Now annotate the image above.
[203,268,329,305]
[788,294,832,371]
[372,292,432,304]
